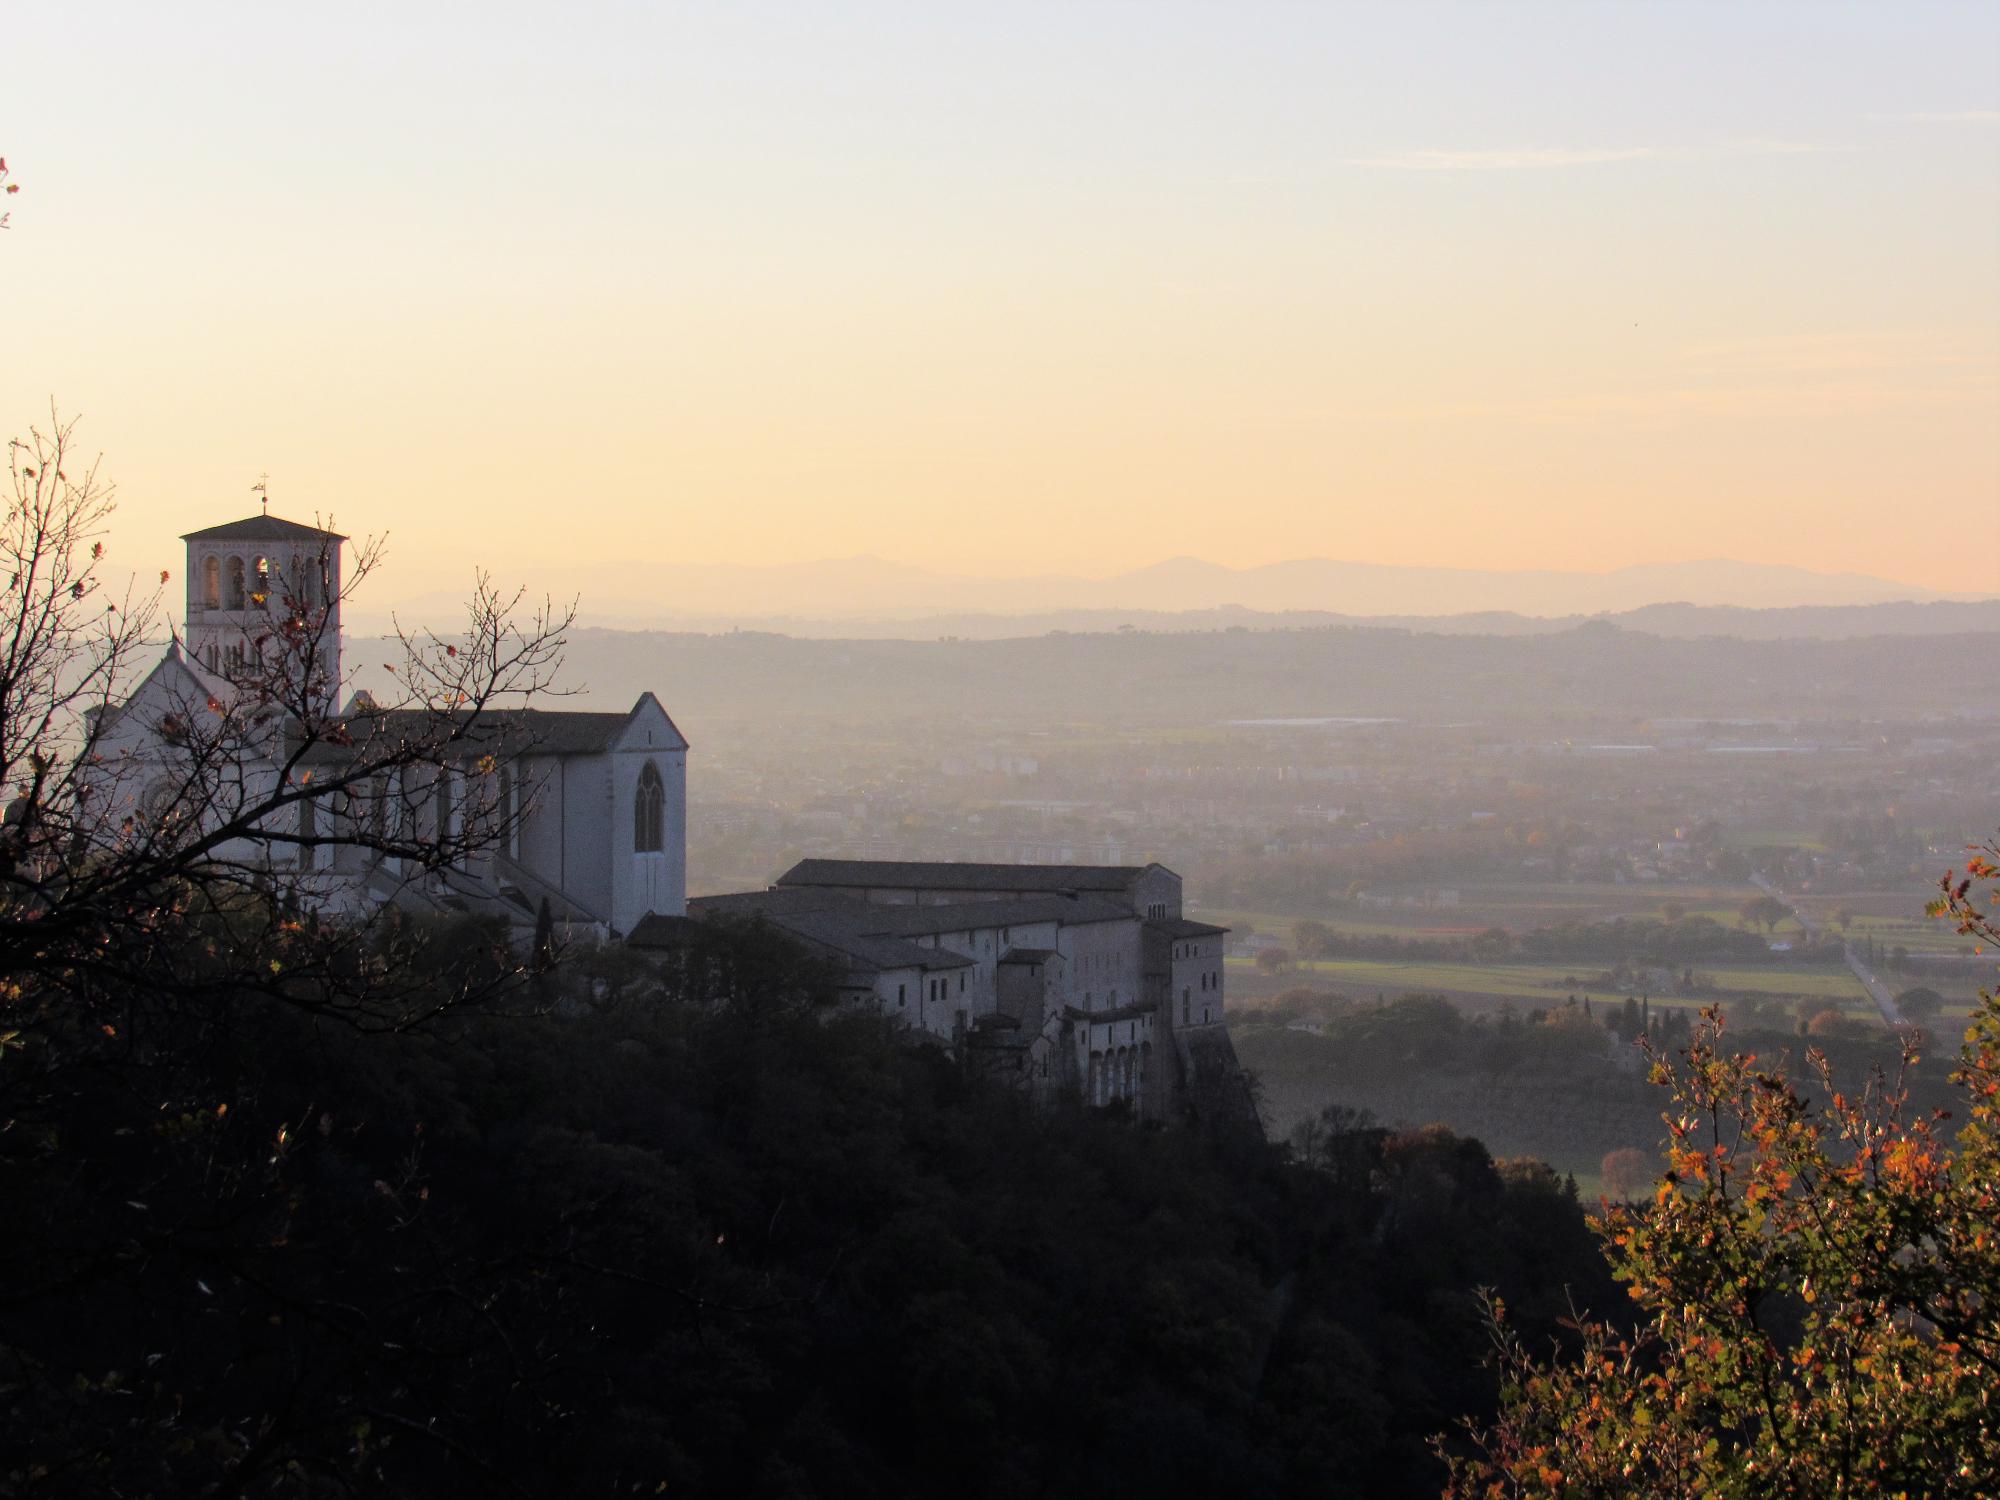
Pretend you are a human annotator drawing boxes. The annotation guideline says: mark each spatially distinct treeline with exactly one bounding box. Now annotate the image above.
[1,915,1623,1498]
[1247,991,1691,1075]
[1239,990,1957,1125]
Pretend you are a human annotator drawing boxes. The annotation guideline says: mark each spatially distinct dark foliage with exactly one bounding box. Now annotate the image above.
[0,924,1618,1498]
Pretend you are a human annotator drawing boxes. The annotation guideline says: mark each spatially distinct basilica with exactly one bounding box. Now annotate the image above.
[94,509,687,939]
[99,507,1237,1117]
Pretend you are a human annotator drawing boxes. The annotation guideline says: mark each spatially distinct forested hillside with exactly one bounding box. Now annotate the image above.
[1,921,1618,1497]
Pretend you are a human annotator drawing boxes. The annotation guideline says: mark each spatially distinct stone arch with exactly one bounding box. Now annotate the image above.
[224,556,246,610]
[633,760,665,853]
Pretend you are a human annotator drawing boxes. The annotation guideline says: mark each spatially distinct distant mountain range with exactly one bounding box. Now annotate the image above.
[348,614,2000,725]
[354,555,1991,638]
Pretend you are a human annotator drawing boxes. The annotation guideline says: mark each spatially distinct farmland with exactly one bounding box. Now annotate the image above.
[1222,953,1876,1016]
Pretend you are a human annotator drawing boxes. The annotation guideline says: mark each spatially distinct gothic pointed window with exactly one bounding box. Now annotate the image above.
[634,760,664,854]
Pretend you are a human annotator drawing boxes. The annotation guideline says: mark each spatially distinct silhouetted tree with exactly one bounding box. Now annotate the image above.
[0,409,574,1027]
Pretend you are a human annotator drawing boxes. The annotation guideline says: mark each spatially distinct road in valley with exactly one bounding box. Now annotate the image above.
[1750,873,1903,1030]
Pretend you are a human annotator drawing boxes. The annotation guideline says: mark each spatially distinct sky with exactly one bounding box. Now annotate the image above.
[3,1,1996,605]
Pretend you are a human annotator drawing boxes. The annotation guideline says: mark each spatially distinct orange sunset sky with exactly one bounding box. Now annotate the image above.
[3,2,1996,603]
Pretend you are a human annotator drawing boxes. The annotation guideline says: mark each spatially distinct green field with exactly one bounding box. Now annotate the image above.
[1226,954,1877,1014]
[1803,911,1970,956]
[1197,882,1804,945]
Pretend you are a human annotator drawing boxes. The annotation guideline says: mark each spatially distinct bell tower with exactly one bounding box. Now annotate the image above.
[180,510,346,715]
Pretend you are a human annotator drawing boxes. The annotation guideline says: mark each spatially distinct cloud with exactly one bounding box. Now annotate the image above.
[1368,380,1995,427]
[1677,331,1999,377]
[1345,140,1826,172]
[1344,146,1666,171]
[1869,110,2000,124]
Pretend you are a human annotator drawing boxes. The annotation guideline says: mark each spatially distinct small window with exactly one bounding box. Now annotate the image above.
[897,984,906,1007]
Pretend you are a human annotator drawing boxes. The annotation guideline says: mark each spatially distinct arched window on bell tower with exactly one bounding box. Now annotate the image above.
[224,557,246,610]
[202,555,220,608]
[634,761,664,854]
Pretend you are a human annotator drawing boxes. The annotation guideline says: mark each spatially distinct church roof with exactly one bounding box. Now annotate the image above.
[181,513,348,543]
[297,698,687,762]
[777,858,1157,894]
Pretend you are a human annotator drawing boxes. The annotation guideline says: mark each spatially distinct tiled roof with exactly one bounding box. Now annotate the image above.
[777,858,1156,894]
[181,513,348,543]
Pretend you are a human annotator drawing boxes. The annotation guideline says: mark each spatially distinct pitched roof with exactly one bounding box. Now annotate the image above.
[296,699,686,763]
[1149,918,1231,939]
[857,894,1132,936]
[691,888,1131,937]
[777,858,1157,894]
[181,513,348,543]
[768,912,973,973]
[681,887,1130,974]
[998,947,1058,965]
[688,888,858,919]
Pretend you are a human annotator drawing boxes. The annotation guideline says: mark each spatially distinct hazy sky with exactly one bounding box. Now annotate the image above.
[4,2,1996,600]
